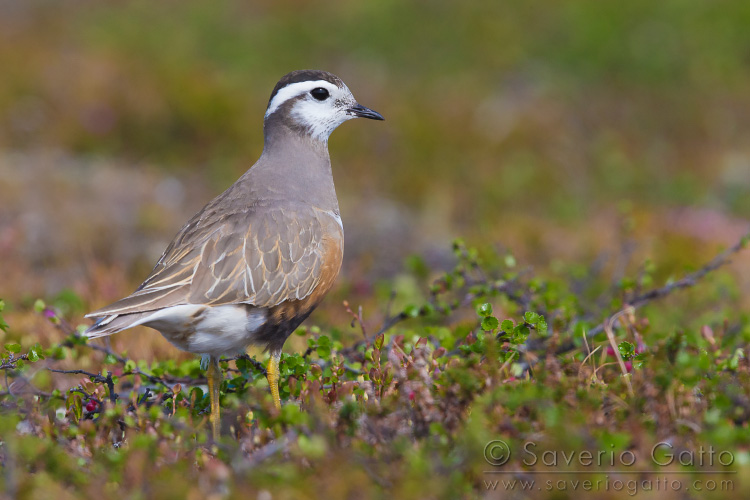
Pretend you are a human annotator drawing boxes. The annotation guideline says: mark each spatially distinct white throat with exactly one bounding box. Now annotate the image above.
[265,80,355,142]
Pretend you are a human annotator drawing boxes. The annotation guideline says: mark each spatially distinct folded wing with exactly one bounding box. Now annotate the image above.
[86,206,329,319]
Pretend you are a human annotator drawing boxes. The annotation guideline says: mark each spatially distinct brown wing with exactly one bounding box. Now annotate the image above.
[86,206,339,318]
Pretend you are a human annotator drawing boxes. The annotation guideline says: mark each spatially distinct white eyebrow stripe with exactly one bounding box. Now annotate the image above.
[265,80,339,118]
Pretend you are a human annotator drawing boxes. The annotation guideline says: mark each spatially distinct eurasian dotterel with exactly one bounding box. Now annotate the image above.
[85,70,384,439]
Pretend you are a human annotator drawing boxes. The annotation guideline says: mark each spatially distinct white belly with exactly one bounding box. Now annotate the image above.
[133,304,267,357]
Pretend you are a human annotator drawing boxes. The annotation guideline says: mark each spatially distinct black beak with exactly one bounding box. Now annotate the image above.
[347,103,384,121]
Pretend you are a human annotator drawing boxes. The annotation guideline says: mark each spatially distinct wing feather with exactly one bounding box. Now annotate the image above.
[86,206,338,319]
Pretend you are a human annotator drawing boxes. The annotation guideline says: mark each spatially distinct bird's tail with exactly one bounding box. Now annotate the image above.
[84,312,148,339]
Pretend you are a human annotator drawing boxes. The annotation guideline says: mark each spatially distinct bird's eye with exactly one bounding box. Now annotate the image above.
[310,88,330,101]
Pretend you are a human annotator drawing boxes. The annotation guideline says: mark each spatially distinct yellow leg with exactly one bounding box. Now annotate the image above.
[206,356,222,440]
[267,352,282,410]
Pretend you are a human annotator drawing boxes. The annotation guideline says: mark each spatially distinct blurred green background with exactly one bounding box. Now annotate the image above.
[2,4,750,497]
[1,0,749,311]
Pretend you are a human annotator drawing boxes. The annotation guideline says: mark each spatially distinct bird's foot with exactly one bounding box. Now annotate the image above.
[266,352,282,411]
[205,356,222,440]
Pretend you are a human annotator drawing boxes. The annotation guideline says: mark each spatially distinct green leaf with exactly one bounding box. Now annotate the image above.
[235,356,249,372]
[420,303,435,316]
[27,349,40,363]
[476,303,493,317]
[67,394,83,422]
[511,325,530,344]
[374,334,385,351]
[404,304,420,318]
[480,316,499,332]
[316,344,331,359]
[0,300,7,333]
[4,343,21,353]
[284,355,298,369]
[471,333,487,353]
[729,348,745,370]
[500,319,514,332]
[536,317,548,336]
[524,311,539,324]
[618,341,635,360]
[33,299,46,313]
[190,387,204,403]
[452,238,465,254]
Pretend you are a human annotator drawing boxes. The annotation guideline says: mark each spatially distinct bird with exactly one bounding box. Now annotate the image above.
[84,70,384,439]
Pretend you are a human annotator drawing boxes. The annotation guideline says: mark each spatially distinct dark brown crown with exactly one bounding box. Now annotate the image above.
[267,70,344,108]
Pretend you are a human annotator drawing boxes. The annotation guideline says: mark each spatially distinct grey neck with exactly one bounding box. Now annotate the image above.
[262,117,330,156]
[240,119,339,212]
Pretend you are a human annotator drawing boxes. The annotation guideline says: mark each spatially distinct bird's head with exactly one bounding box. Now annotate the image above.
[264,70,384,142]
